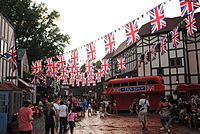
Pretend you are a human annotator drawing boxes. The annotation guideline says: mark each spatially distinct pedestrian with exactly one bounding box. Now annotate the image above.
[18,100,33,134]
[38,99,43,117]
[138,94,150,133]
[59,100,68,134]
[53,98,60,132]
[44,103,56,134]
[129,99,137,115]
[112,99,117,115]
[68,109,77,134]
[154,97,173,134]
[88,103,92,116]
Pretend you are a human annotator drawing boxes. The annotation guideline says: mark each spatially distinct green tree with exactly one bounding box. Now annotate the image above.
[0,0,70,64]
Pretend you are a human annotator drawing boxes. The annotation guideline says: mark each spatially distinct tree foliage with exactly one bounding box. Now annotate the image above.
[0,0,70,64]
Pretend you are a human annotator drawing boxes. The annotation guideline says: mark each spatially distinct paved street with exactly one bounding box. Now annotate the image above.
[32,113,200,134]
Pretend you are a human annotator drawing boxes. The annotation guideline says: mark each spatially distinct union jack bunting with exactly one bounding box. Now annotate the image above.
[57,55,66,69]
[137,56,141,68]
[46,58,53,76]
[171,26,180,47]
[124,19,140,46]
[96,73,102,83]
[117,57,126,70]
[36,71,47,85]
[51,61,58,78]
[149,3,166,33]
[160,36,167,55]
[185,13,197,36]
[75,67,81,77]
[76,79,80,87]
[86,42,96,61]
[101,59,110,75]
[144,50,149,64]
[179,0,200,17]
[62,76,68,85]
[151,45,157,61]
[85,61,93,73]
[82,79,86,86]
[71,50,78,67]
[60,66,69,78]
[97,69,104,77]
[68,63,76,75]
[79,72,85,81]
[104,32,116,54]
[32,60,42,74]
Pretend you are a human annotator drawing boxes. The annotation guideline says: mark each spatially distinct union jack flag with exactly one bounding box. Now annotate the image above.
[171,26,180,47]
[60,66,69,78]
[31,60,42,74]
[51,61,58,78]
[179,0,200,17]
[104,32,116,54]
[71,49,78,67]
[95,73,102,83]
[79,72,85,81]
[124,19,140,46]
[149,3,166,33]
[3,47,17,71]
[144,50,149,64]
[86,42,96,61]
[76,79,80,87]
[151,45,157,61]
[117,57,126,70]
[74,67,81,77]
[82,78,86,86]
[45,58,53,76]
[160,36,167,55]
[57,54,66,69]
[85,61,93,73]
[97,69,104,77]
[185,13,197,36]
[101,59,110,75]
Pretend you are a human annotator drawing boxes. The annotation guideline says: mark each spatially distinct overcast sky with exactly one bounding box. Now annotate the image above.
[34,0,193,63]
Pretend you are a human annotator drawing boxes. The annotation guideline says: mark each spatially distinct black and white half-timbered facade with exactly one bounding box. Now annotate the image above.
[104,12,200,95]
[0,12,18,84]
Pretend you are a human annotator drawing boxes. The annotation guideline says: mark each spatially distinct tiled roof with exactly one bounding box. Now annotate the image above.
[0,82,21,91]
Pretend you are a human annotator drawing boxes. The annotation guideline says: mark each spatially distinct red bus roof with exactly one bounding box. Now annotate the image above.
[108,76,163,84]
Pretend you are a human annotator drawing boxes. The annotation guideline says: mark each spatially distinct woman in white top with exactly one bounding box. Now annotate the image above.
[59,100,68,134]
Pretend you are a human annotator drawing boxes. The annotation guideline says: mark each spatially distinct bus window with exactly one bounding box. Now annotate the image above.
[129,82,136,86]
[138,81,146,85]
[113,83,120,87]
[108,84,112,87]
[147,80,157,84]
[121,82,128,87]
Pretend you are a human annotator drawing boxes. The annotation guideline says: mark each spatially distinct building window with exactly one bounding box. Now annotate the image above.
[170,58,182,67]
[155,43,161,52]
[167,33,172,43]
[157,67,164,76]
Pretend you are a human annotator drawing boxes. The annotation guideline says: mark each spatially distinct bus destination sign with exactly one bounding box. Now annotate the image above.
[120,86,146,92]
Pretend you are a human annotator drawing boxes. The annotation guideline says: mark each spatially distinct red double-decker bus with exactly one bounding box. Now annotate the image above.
[104,76,165,111]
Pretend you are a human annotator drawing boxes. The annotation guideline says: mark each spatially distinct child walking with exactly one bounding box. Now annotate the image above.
[68,109,77,134]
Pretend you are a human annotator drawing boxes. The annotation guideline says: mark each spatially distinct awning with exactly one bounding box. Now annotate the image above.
[176,84,188,91]
[176,84,200,91]
[0,82,21,91]
[18,78,33,89]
